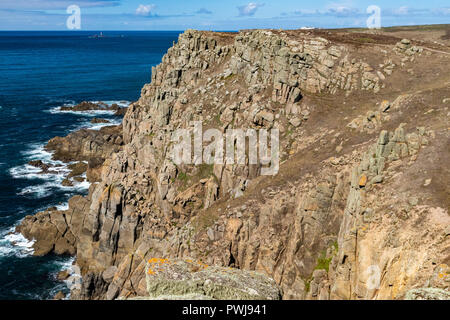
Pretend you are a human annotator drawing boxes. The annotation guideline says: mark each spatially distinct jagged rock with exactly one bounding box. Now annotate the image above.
[28,160,51,173]
[46,125,123,162]
[91,118,110,124]
[114,107,128,116]
[60,101,109,112]
[103,266,118,283]
[53,291,66,300]
[68,162,88,178]
[61,179,73,187]
[57,270,70,281]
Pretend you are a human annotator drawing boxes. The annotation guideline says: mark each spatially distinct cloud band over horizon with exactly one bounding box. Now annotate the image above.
[0,0,449,30]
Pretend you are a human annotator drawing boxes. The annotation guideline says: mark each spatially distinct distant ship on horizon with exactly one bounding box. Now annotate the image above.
[88,32,124,39]
[89,32,107,38]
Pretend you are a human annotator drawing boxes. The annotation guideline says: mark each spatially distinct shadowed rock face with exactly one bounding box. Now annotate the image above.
[18,28,450,300]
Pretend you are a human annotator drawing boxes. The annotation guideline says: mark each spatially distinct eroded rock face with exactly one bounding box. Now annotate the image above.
[327,127,446,300]
[17,195,88,256]
[45,125,123,163]
[17,29,449,300]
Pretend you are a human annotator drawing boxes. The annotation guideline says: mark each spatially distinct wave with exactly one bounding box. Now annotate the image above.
[10,144,69,180]
[16,176,90,199]
[54,202,69,211]
[48,257,78,299]
[86,117,123,131]
[47,100,129,116]
[10,144,90,199]
[4,98,126,260]
[0,226,35,258]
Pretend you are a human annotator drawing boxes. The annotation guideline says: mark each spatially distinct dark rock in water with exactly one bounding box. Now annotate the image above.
[53,291,66,300]
[60,101,104,112]
[114,107,128,116]
[68,162,88,178]
[60,101,128,113]
[73,176,85,183]
[57,270,70,281]
[28,160,51,173]
[61,179,73,187]
[91,118,110,124]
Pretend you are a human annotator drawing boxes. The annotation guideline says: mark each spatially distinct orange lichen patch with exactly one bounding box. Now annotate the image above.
[146,258,172,275]
[359,174,368,187]
[148,258,171,264]
[197,261,209,269]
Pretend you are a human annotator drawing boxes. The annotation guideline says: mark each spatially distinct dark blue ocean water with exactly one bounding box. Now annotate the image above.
[0,31,180,299]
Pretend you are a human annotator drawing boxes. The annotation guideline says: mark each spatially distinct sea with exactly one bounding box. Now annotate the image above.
[0,31,181,299]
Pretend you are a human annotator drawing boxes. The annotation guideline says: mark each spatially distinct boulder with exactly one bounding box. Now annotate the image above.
[57,270,70,281]
[405,288,450,300]
[91,118,110,124]
[53,291,66,300]
[28,160,51,173]
[138,259,281,300]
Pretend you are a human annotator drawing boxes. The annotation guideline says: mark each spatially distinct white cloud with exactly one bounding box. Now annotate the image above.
[237,2,264,17]
[196,8,213,15]
[394,6,409,15]
[324,1,359,16]
[136,4,156,16]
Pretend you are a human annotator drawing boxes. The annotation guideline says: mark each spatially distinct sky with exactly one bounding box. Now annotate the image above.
[0,0,449,31]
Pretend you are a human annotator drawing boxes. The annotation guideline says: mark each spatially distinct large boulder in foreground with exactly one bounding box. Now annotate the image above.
[133,258,281,300]
[404,288,450,300]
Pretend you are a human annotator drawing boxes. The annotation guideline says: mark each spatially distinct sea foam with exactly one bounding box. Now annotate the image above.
[0,227,35,258]
[47,100,129,116]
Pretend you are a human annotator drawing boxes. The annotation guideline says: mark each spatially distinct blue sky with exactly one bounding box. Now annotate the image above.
[0,0,449,30]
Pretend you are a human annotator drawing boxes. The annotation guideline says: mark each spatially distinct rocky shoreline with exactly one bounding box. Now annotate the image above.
[15,29,450,300]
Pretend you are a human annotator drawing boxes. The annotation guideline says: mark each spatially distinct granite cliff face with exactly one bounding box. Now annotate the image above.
[18,27,450,300]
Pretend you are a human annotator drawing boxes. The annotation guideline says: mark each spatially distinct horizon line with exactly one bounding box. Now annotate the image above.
[0,23,448,32]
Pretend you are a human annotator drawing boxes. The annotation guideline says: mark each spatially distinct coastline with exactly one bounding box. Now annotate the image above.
[3,100,129,298]
[4,26,450,301]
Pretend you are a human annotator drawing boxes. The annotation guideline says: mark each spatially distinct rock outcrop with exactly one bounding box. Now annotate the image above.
[45,125,123,163]
[18,28,450,300]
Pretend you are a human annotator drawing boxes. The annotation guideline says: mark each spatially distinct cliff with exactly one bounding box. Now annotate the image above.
[18,26,450,300]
